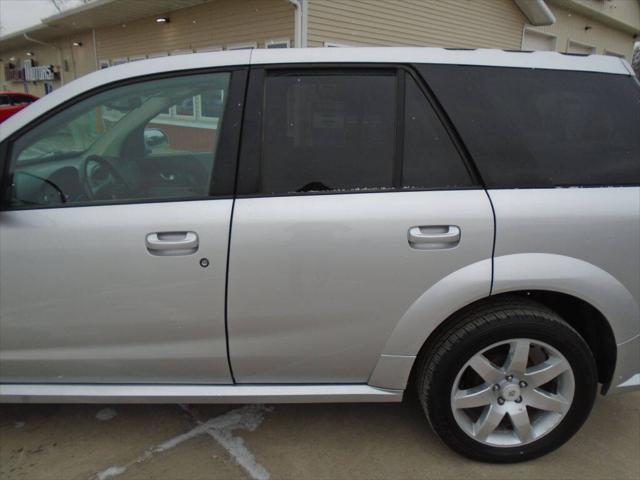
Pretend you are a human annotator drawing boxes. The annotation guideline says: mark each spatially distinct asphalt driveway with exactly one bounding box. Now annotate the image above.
[1,392,638,480]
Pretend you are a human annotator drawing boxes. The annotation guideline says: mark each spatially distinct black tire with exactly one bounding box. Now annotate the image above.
[416,296,598,463]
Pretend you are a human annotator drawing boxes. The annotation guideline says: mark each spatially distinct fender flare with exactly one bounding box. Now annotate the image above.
[492,253,639,343]
[369,253,639,390]
[369,258,491,389]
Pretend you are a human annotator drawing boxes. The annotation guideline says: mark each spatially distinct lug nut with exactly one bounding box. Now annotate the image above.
[515,396,523,403]
[519,381,528,388]
[492,384,500,392]
[506,375,514,382]
[497,397,505,405]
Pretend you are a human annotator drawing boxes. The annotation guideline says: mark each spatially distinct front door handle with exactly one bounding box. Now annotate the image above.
[146,231,199,255]
[408,226,461,250]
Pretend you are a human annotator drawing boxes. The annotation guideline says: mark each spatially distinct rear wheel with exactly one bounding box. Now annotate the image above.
[417,297,597,462]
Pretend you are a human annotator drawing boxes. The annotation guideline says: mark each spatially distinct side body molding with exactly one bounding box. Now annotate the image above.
[369,259,492,389]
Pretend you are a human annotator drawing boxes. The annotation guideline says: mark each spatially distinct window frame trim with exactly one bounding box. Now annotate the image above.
[0,66,249,211]
[236,63,483,199]
[265,38,290,49]
[521,27,558,51]
[566,39,597,55]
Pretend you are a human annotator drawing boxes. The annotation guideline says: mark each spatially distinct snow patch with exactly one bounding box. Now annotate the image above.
[96,465,126,480]
[96,408,117,421]
[93,404,272,480]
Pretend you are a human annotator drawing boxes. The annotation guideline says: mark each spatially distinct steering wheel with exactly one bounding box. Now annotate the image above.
[80,155,132,201]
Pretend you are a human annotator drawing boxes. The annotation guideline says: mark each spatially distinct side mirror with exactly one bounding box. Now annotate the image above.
[11,171,66,206]
[144,127,169,149]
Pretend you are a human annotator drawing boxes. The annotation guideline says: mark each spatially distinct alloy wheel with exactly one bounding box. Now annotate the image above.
[450,338,575,447]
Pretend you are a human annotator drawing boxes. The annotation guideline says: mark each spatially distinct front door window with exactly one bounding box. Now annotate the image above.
[9,72,231,208]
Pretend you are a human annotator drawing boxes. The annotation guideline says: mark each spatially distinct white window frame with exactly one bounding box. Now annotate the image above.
[324,41,354,48]
[604,49,625,58]
[152,84,227,131]
[171,49,194,56]
[266,38,290,49]
[521,27,557,51]
[174,96,197,120]
[566,39,596,55]
[196,46,223,53]
[226,42,257,50]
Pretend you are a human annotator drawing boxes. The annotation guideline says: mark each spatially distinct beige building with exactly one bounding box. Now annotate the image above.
[1,0,639,97]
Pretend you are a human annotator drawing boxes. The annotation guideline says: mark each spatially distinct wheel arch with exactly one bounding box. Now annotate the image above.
[408,291,617,394]
[369,253,636,392]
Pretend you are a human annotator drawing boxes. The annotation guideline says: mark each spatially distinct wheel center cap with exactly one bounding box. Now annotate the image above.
[501,383,521,400]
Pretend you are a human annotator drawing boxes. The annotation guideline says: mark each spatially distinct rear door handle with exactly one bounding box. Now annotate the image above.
[146,231,199,255]
[408,226,461,250]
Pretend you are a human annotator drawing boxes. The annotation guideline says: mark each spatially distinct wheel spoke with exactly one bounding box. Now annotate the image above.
[505,339,530,375]
[473,405,505,441]
[453,385,494,409]
[510,408,534,443]
[526,388,569,413]
[524,356,570,388]
[468,354,504,384]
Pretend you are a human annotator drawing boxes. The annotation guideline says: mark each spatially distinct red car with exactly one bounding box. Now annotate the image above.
[0,91,39,123]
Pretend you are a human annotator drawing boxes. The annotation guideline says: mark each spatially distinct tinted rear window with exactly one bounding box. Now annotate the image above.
[261,73,397,194]
[417,65,640,187]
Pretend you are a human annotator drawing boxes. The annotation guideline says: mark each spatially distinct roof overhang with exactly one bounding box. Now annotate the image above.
[547,0,640,35]
[1,0,214,52]
[514,0,556,26]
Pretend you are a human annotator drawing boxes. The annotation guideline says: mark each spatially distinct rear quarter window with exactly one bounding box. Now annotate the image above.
[417,65,640,188]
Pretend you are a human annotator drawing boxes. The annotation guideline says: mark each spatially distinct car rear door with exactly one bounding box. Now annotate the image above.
[0,68,247,384]
[227,64,494,383]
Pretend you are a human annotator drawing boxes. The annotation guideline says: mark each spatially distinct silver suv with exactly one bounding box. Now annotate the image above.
[0,48,638,463]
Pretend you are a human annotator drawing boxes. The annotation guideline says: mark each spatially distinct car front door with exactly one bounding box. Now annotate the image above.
[0,69,246,384]
[227,66,494,383]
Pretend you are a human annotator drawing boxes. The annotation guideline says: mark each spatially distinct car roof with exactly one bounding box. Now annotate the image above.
[250,47,631,74]
[0,48,633,142]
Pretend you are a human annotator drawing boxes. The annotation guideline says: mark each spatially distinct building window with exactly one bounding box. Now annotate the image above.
[521,28,557,51]
[154,86,225,130]
[566,40,596,55]
[266,39,290,49]
[175,97,196,118]
[604,50,625,58]
[324,42,355,48]
[196,46,223,53]
[227,42,257,50]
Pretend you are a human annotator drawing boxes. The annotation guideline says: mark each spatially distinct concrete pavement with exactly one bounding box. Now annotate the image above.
[1,392,638,480]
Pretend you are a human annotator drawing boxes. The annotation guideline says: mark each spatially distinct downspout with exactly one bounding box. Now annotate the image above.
[287,0,307,47]
[92,28,99,70]
[23,32,65,85]
[514,0,556,26]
